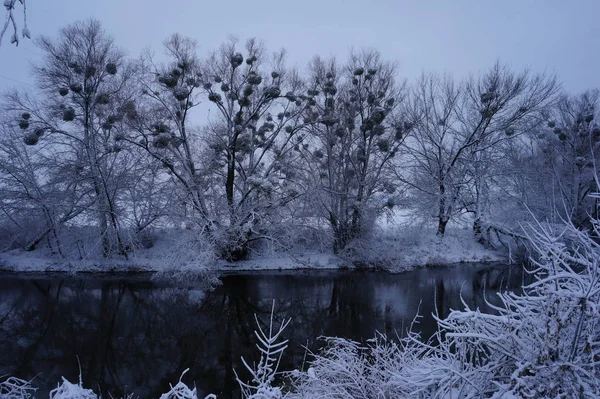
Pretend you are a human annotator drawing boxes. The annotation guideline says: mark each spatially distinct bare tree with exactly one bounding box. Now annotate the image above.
[522,91,600,228]
[124,34,210,232]
[0,120,85,253]
[404,64,558,236]
[201,38,311,260]
[5,19,135,257]
[298,51,411,253]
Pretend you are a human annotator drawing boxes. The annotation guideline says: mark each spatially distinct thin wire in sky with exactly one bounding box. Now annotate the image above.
[0,73,32,86]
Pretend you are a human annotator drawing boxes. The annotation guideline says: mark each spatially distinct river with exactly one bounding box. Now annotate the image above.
[0,263,525,398]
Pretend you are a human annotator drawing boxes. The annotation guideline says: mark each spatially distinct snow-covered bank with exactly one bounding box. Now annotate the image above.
[345,226,507,272]
[0,227,506,274]
[219,226,507,272]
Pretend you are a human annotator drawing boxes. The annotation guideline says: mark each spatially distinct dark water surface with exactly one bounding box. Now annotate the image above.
[0,263,525,398]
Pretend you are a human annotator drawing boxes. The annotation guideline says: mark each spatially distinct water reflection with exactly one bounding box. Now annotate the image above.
[0,263,525,398]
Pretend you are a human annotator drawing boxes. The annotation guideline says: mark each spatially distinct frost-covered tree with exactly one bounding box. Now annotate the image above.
[298,51,411,253]
[0,120,85,253]
[125,34,210,231]
[4,19,135,258]
[201,38,310,260]
[404,65,557,236]
[1,0,29,46]
[532,91,600,228]
[495,91,600,245]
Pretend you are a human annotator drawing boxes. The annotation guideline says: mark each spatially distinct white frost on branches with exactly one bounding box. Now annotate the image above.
[1,0,29,46]
[0,377,36,399]
[159,369,216,399]
[48,378,97,399]
[236,301,291,399]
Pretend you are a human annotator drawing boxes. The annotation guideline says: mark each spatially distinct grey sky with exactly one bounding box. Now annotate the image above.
[1,0,599,94]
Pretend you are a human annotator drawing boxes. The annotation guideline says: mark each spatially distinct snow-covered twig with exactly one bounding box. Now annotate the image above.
[159,369,216,399]
[235,301,291,399]
[1,0,29,46]
[0,376,36,399]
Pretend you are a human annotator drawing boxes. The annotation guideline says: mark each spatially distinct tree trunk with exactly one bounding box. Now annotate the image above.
[437,216,448,236]
[226,147,235,207]
[473,217,482,239]
[332,230,342,255]
[332,220,359,254]
[437,182,447,237]
[25,227,52,251]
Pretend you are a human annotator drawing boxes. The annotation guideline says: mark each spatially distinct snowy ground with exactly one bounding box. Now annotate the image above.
[0,210,508,274]
[0,231,506,275]
[346,225,506,272]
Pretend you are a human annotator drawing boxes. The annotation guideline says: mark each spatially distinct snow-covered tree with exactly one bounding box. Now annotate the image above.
[533,91,600,228]
[0,120,86,253]
[4,19,135,257]
[298,51,411,253]
[403,64,558,236]
[200,38,310,260]
[125,34,209,230]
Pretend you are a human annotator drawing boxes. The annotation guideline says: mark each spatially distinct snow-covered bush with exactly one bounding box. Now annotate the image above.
[235,302,291,399]
[435,214,600,398]
[48,377,97,399]
[150,229,219,285]
[0,373,218,399]
[159,369,216,399]
[287,331,451,399]
[0,377,36,399]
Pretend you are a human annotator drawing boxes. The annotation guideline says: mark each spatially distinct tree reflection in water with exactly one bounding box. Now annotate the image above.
[0,264,525,399]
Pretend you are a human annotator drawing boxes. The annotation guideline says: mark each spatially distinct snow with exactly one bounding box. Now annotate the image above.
[216,252,349,271]
[0,227,505,274]
[0,214,506,274]
[49,378,97,399]
[348,226,506,272]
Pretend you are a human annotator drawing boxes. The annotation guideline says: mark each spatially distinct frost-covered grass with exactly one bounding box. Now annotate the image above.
[0,377,36,399]
[0,374,215,399]
[344,225,505,272]
[0,215,506,275]
[0,228,217,276]
[48,377,97,399]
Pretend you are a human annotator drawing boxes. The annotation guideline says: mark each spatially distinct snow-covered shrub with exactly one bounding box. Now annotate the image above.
[435,214,600,398]
[1,373,217,399]
[236,302,291,399]
[48,377,97,399]
[159,369,216,399]
[0,377,36,399]
[151,229,219,285]
[287,332,450,399]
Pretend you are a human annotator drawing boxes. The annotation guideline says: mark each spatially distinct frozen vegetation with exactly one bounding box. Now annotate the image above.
[2,201,599,397]
[1,14,599,399]
[0,0,29,47]
[2,19,597,274]
[0,221,504,274]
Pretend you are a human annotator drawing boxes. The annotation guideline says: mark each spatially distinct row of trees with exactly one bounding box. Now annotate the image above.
[0,19,598,261]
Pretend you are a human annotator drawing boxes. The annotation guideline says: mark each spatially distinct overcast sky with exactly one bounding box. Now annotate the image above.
[1,0,599,94]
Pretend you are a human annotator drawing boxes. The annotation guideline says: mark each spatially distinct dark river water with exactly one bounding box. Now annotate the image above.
[0,263,525,398]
